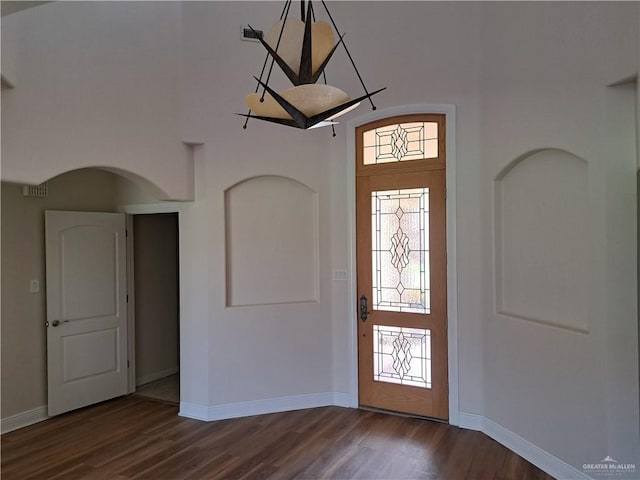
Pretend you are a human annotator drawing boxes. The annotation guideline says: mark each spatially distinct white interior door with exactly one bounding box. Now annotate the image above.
[45,210,128,416]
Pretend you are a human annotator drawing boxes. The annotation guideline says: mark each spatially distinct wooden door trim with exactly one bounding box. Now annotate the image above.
[346,104,459,426]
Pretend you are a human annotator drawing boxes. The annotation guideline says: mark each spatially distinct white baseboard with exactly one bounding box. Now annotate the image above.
[180,392,350,422]
[179,402,210,421]
[458,411,590,480]
[136,367,179,387]
[482,417,590,480]
[1,405,48,434]
[458,411,484,431]
[331,392,350,408]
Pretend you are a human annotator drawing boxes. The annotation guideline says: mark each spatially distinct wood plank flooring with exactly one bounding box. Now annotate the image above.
[1,396,555,480]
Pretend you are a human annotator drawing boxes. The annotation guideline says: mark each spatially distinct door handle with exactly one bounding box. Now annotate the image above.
[50,320,69,327]
[360,295,371,322]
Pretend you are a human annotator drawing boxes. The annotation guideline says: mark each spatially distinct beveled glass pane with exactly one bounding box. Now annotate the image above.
[371,188,430,314]
[373,325,431,389]
[362,122,438,165]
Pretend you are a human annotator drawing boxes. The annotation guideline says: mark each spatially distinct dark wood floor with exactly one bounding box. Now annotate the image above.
[1,396,555,480]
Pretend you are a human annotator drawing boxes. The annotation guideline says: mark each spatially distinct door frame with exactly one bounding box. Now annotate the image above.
[118,202,184,394]
[347,104,459,425]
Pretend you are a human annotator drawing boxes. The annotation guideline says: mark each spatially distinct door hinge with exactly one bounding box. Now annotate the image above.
[125,229,128,237]
[127,360,130,368]
[126,294,129,303]
[444,188,447,200]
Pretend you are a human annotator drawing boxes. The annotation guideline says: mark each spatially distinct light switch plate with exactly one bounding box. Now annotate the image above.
[333,270,348,281]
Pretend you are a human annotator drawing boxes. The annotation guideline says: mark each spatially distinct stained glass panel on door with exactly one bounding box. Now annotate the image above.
[373,325,431,389]
[371,188,430,314]
[363,122,438,165]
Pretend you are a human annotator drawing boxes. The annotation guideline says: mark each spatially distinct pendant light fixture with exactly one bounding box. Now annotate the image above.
[239,0,385,136]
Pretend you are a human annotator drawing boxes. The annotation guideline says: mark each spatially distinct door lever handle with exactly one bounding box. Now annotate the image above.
[50,320,69,327]
[360,295,371,322]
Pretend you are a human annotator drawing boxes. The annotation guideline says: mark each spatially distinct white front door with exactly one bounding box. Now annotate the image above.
[45,210,128,416]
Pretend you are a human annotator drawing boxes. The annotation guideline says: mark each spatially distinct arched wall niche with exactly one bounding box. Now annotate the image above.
[494,147,588,181]
[224,175,320,307]
[494,148,590,333]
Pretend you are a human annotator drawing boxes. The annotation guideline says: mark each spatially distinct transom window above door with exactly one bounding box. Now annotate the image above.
[363,122,438,164]
[356,114,445,175]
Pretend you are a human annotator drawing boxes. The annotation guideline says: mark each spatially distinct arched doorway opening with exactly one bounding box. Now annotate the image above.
[1,167,180,425]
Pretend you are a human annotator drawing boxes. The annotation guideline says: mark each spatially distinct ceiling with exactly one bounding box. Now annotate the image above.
[1,1,50,17]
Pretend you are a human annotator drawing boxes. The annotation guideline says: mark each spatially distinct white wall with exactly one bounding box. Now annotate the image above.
[179,2,341,413]
[604,81,638,464]
[479,2,639,471]
[177,1,488,416]
[0,2,193,200]
[1,2,638,477]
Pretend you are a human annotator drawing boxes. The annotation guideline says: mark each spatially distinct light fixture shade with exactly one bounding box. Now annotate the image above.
[240,0,385,135]
[265,19,335,77]
[246,84,350,120]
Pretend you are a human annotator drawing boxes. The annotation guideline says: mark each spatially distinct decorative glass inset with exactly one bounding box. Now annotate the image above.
[373,325,431,389]
[363,122,438,165]
[371,188,430,314]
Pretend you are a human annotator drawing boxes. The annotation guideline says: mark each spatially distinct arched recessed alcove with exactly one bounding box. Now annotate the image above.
[494,148,590,332]
[1,166,181,421]
[224,175,319,307]
[38,166,172,204]
[99,167,173,202]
